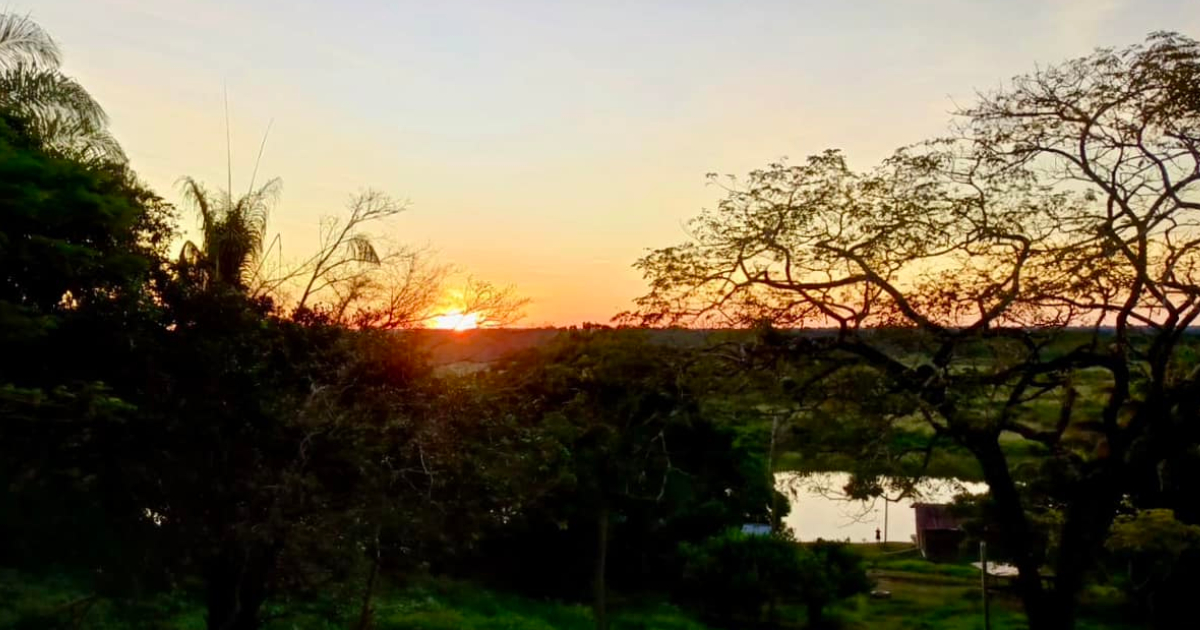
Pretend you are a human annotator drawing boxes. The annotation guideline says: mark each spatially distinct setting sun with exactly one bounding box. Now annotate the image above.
[431,310,480,331]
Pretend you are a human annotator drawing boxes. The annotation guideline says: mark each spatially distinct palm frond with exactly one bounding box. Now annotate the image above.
[179,241,203,267]
[217,222,259,286]
[36,113,126,164]
[237,177,281,244]
[0,13,60,70]
[0,65,107,129]
[178,177,215,237]
[178,175,282,289]
[344,234,381,264]
[0,21,120,164]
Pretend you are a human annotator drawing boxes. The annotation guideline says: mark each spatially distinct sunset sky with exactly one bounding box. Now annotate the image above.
[27,0,1200,326]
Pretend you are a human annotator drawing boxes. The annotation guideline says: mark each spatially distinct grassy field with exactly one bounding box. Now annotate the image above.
[772,354,1122,483]
[823,544,1140,630]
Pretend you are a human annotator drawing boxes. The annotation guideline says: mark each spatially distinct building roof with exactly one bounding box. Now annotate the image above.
[741,523,772,536]
[913,503,963,531]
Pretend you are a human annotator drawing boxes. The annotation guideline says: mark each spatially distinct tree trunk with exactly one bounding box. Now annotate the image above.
[807,602,825,628]
[1049,466,1123,630]
[971,438,1057,629]
[356,523,383,630]
[205,546,273,630]
[593,502,610,630]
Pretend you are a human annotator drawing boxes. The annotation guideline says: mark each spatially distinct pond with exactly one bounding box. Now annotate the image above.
[775,472,987,543]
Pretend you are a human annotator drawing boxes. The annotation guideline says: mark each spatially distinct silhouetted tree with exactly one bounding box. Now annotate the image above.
[486,331,780,630]
[627,32,1200,630]
[0,111,173,585]
[177,176,282,291]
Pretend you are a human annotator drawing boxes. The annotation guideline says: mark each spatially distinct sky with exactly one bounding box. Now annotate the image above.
[24,0,1200,326]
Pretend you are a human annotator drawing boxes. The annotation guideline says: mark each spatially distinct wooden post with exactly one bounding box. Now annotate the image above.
[980,541,991,630]
[883,497,889,544]
[768,414,779,532]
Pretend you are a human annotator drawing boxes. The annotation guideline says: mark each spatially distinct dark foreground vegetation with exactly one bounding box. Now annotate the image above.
[0,549,1148,630]
[3,12,1200,630]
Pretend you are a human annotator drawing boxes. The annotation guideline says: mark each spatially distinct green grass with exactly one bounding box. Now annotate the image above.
[0,569,207,629]
[372,580,708,630]
[870,559,981,580]
[0,563,1141,630]
[831,573,1140,630]
[0,570,708,630]
[828,577,1032,630]
[817,548,1140,630]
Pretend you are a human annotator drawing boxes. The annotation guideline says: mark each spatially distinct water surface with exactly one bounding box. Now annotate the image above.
[775,472,987,543]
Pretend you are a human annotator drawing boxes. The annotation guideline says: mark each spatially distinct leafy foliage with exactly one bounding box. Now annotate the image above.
[679,530,807,623]
[797,540,873,626]
[1106,510,1200,628]
[679,531,870,626]
[0,115,162,339]
[0,110,173,600]
[463,330,782,630]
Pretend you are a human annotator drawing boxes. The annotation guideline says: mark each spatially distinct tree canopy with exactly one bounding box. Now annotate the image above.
[629,31,1200,630]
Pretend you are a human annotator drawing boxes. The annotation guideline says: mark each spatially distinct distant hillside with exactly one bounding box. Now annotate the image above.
[405,326,1167,371]
[409,328,563,367]
[406,327,751,368]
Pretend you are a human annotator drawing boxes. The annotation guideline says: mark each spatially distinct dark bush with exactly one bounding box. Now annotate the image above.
[798,540,872,626]
[679,529,806,624]
[1107,509,1200,629]
[679,531,870,627]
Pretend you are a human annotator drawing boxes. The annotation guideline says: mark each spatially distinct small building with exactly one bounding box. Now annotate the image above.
[913,503,965,562]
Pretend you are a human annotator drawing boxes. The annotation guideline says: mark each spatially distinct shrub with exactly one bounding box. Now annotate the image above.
[679,530,870,626]
[798,540,873,626]
[1106,509,1200,629]
[679,529,806,622]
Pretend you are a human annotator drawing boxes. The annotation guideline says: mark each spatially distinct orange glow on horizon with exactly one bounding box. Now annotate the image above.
[431,310,480,331]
